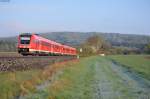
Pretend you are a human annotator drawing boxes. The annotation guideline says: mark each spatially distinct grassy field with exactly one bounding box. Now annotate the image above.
[22,57,96,99]
[0,70,41,99]
[23,55,150,99]
[0,59,78,99]
[47,57,96,99]
[0,55,150,99]
[108,55,150,80]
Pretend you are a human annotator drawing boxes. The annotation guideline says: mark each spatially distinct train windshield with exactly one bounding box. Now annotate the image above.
[20,37,31,44]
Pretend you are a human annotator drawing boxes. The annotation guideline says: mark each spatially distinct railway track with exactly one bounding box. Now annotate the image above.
[0,56,76,72]
[0,55,70,58]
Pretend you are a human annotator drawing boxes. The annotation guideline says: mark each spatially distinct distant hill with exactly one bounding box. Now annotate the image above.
[0,32,150,52]
[41,32,150,48]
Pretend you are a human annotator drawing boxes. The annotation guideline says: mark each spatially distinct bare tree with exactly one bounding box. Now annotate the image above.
[85,35,104,52]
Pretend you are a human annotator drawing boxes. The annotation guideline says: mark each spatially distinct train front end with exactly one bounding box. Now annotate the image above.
[18,33,32,56]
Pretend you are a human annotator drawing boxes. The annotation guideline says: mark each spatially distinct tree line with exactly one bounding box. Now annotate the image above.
[0,40,17,52]
[78,35,150,56]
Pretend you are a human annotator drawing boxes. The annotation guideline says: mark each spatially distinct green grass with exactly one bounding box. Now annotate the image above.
[108,55,150,80]
[0,70,41,99]
[40,57,97,99]
[40,56,144,99]
[0,57,97,99]
[1,55,149,99]
[24,57,98,99]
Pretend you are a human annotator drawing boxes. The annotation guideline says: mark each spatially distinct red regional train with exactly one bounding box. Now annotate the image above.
[17,33,77,56]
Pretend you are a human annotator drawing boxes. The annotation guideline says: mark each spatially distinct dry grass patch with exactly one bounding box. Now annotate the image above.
[20,59,79,96]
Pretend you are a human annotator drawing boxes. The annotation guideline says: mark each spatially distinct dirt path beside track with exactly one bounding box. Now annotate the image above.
[94,58,150,99]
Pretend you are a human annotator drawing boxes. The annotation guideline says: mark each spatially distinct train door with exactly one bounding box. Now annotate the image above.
[34,39,40,54]
[51,44,54,54]
[49,43,52,53]
[38,40,41,53]
[35,40,41,53]
[35,40,39,50]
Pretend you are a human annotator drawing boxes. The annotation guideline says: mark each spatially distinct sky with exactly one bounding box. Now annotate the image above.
[0,0,150,37]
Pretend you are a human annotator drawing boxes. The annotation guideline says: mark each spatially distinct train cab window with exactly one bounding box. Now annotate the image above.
[20,36,31,44]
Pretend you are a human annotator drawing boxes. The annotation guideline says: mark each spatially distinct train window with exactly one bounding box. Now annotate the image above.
[20,37,30,44]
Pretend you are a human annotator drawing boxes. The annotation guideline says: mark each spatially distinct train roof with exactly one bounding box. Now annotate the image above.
[19,33,32,36]
[33,34,62,46]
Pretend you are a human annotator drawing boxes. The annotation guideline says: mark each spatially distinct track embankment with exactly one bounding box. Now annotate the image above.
[0,56,76,72]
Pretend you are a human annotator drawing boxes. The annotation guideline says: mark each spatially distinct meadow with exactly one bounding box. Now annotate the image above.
[0,70,41,99]
[108,55,150,80]
[0,55,150,99]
